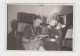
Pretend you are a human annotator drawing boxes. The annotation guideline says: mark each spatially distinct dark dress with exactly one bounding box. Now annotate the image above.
[43,26,62,50]
[22,24,42,50]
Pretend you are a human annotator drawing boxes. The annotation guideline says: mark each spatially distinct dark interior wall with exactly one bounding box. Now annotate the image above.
[66,13,73,28]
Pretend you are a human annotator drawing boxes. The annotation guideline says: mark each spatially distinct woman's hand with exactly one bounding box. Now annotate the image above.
[22,37,29,43]
[55,35,58,38]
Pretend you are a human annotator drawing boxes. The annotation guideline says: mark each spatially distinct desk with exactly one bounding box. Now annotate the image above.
[63,38,72,49]
[62,29,73,51]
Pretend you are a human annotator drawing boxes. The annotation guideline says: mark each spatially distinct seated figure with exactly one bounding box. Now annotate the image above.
[43,19,62,50]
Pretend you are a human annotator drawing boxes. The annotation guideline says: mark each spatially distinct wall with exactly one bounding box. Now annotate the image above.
[7,5,73,33]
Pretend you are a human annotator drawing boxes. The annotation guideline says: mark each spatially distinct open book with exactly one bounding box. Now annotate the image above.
[35,34,49,40]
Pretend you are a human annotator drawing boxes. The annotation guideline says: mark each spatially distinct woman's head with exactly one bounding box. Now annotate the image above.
[33,17,42,27]
[11,20,18,31]
[49,19,57,26]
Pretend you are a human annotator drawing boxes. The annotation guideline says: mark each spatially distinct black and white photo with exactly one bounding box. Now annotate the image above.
[7,4,73,51]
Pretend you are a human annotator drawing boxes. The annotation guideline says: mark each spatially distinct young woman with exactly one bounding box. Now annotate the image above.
[22,17,48,50]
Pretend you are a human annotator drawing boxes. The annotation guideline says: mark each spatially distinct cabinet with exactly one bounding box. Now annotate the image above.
[17,12,36,24]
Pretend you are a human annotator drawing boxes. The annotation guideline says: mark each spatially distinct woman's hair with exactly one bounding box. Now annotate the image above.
[11,20,18,30]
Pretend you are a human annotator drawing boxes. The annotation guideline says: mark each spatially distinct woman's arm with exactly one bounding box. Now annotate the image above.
[22,25,31,42]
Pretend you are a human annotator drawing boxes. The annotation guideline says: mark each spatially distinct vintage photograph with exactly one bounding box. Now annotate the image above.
[7,4,73,51]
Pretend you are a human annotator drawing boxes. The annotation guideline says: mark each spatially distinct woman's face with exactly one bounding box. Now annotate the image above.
[49,19,57,26]
[33,18,42,27]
